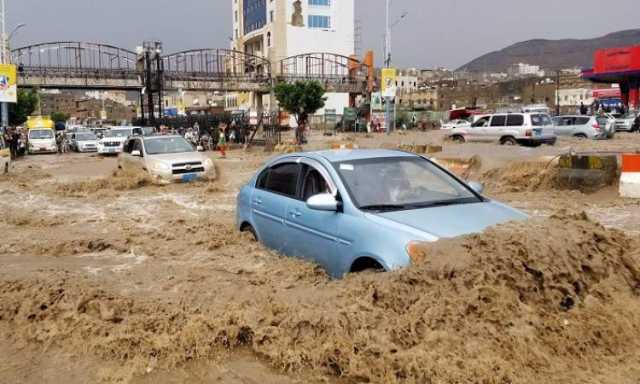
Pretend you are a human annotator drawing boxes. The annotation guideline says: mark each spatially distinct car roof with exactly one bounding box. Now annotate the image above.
[294,149,417,163]
[142,135,182,140]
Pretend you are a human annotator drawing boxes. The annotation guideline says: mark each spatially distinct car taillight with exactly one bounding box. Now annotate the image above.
[525,130,532,137]
[592,123,601,131]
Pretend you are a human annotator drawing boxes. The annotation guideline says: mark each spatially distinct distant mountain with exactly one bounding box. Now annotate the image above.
[458,29,640,73]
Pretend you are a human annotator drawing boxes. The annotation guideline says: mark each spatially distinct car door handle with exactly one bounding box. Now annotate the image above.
[289,209,302,218]
[253,198,263,205]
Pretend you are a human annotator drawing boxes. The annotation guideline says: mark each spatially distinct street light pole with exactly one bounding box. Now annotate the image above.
[385,0,391,68]
[1,0,7,129]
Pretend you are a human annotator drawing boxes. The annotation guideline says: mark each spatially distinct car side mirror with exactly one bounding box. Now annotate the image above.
[467,181,484,194]
[306,193,339,212]
[131,150,142,157]
[197,145,205,152]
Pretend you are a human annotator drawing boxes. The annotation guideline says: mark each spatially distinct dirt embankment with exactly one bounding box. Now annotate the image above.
[481,161,562,194]
[2,213,640,383]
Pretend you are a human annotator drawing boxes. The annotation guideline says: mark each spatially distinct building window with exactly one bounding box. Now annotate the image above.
[270,10,274,22]
[309,0,330,5]
[308,15,330,29]
[267,32,271,47]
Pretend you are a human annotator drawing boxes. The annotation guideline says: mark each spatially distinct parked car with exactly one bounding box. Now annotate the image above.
[236,149,527,278]
[118,135,215,183]
[97,127,141,155]
[440,119,471,130]
[70,131,98,152]
[551,115,615,139]
[449,113,557,146]
[614,111,639,132]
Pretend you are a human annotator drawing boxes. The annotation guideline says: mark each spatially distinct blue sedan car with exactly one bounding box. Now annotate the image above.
[236,149,527,278]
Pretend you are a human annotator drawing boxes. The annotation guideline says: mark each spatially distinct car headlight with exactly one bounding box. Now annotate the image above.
[204,158,213,168]
[406,241,429,264]
[152,162,171,172]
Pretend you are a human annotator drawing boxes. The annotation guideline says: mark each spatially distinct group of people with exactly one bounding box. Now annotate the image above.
[1,127,21,160]
[156,121,239,159]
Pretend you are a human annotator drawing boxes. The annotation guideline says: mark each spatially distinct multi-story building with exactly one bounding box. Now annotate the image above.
[507,63,545,78]
[231,0,355,114]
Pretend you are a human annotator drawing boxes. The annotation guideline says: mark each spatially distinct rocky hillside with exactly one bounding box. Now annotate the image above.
[459,29,640,72]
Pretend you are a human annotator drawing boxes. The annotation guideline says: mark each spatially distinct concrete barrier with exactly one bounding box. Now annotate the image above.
[557,154,618,191]
[620,154,640,198]
[397,144,442,154]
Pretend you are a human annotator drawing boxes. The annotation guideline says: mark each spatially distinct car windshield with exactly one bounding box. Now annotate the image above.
[76,133,96,141]
[144,137,194,155]
[531,114,552,126]
[29,130,54,139]
[105,129,132,138]
[333,157,481,211]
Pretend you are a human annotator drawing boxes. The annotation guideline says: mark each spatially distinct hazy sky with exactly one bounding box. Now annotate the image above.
[7,0,639,69]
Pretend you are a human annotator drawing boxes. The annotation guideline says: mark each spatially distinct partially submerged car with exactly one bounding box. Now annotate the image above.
[614,111,639,132]
[449,112,557,147]
[97,127,143,155]
[552,115,615,139]
[27,128,57,154]
[236,149,527,278]
[440,119,471,130]
[70,131,98,152]
[119,135,215,183]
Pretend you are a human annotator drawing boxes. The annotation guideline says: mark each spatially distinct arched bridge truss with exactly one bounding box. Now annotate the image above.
[12,42,369,94]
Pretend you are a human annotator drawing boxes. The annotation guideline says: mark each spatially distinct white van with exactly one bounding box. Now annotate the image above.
[449,113,557,147]
[27,128,58,154]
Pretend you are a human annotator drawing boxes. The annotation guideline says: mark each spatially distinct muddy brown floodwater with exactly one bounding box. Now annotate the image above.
[1,131,640,383]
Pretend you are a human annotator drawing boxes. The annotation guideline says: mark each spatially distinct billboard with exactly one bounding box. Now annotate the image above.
[380,68,397,98]
[0,64,17,103]
[593,46,640,74]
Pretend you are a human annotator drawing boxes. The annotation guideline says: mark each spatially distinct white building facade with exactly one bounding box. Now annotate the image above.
[231,0,355,114]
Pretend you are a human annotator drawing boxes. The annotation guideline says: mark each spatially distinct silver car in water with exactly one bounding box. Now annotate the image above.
[118,135,216,183]
[552,115,615,140]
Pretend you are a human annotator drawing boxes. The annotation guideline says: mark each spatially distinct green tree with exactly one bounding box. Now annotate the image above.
[274,80,326,127]
[9,89,39,126]
[51,111,70,123]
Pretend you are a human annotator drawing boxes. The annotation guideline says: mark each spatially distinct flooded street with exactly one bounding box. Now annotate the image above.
[2,131,640,383]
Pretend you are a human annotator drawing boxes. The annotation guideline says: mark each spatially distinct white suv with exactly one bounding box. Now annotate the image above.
[449,113,557,147]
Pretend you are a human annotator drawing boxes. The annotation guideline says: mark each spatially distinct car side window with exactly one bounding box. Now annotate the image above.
[576,117,590,125]
[472,117,490,127]
[262,163,300,198]
[490,115,507,127]
[506,114,524,126]
[301,165,331,201]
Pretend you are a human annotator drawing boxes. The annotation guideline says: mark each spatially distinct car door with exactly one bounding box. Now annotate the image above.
[284,161,340,271]
[252,161,301,253]
[120,138,145,171]
[506,114,525,137]
[467,116,491,142]
[485,114,507,141]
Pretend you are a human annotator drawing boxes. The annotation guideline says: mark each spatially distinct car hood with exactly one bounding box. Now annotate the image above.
[374,201,527,239]
[146,152,205,163]
[77,140,97,145]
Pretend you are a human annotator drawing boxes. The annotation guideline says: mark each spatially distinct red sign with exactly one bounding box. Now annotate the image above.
[592,88,622,99]
[593,45,640,74]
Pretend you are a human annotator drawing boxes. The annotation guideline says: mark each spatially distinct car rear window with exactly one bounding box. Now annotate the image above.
[531,114,552,126]
[507,114,524,126]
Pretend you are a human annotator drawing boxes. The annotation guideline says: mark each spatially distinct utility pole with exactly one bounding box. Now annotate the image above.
[1,0,7,129]
[385,0,391,68]
[556,70,561,116]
